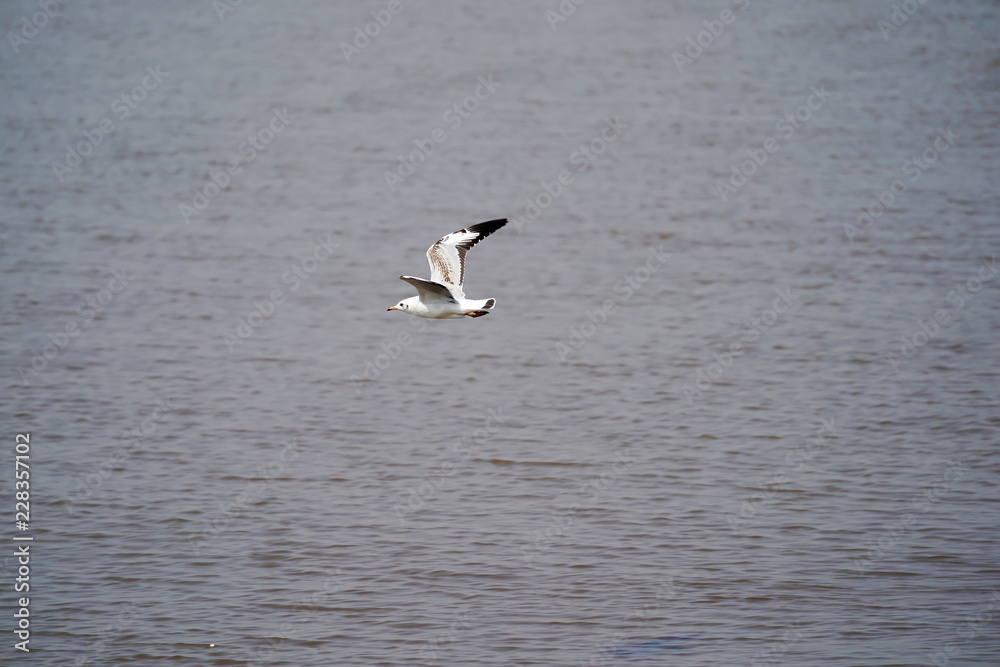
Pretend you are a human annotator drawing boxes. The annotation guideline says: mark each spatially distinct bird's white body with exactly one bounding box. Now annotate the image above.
[388,219,507,319]
[394,292,497,319]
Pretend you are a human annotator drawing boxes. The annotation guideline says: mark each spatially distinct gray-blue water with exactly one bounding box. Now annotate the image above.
[2,1,999,665]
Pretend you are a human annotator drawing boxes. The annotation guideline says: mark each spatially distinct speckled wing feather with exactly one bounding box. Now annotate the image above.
[426,219,507,288]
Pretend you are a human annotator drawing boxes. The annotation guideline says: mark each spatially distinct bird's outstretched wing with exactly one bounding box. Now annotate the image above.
[426,219,507,288]
[399,276,458,303]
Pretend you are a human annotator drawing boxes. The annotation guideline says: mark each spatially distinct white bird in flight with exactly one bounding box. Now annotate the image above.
[388,219,507,319]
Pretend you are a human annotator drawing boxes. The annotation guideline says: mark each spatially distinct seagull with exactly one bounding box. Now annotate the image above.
[388,219,507,319]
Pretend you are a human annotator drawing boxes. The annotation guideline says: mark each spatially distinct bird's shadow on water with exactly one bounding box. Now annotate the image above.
[609,635,701,657]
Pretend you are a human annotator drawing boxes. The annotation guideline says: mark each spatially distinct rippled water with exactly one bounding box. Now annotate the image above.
[2,1,999,665]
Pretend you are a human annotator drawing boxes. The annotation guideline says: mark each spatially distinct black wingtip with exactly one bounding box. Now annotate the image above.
[467,219,507,236]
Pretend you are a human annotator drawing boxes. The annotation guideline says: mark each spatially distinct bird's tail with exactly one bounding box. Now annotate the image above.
[481,298,496,310]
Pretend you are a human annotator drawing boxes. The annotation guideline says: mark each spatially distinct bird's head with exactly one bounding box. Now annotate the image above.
[387,297,415,312]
